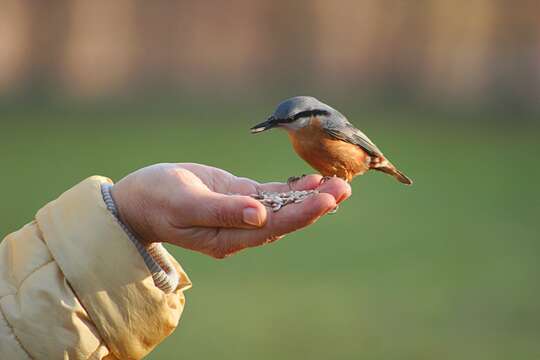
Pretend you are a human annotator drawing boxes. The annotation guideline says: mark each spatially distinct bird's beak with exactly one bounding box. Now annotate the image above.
[250,116,278,134]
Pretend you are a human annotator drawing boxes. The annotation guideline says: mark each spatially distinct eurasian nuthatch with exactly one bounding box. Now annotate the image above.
[251,96,412,185]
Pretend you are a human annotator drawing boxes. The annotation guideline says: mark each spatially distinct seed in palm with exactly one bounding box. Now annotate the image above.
[250,190,318,212]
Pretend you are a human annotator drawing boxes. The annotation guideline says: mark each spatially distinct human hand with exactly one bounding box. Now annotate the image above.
[111,163,351,258]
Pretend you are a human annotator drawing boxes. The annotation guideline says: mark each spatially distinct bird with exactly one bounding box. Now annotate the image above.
[250,96,412,185]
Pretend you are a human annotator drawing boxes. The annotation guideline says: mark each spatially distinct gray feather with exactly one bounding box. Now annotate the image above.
[273,96,335,120]
[323,118,382,157]
[271,96,383,157]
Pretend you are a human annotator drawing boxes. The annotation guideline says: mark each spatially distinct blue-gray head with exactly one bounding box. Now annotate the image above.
[251,96,341,133]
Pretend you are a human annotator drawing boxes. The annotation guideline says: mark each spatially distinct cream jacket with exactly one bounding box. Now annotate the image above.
[0,177,191,359]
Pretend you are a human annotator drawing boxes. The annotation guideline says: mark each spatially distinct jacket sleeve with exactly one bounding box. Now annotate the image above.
[0,176,192,360]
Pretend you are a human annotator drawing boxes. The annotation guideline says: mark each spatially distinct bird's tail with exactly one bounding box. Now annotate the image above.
[371,157,413,185]
[391,168,413,185]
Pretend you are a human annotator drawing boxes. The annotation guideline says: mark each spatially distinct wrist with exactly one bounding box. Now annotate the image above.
[101,182,179,293]
[108,184,153,248]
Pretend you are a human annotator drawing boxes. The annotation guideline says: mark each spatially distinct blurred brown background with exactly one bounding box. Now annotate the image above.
[1,0,540,112]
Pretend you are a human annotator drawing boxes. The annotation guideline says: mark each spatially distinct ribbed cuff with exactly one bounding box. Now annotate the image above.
[100,183,179,293]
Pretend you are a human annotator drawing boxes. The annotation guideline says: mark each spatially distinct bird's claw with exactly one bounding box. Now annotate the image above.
[321,175,341,214]
[287,174,306,189]
[319,175,336,186]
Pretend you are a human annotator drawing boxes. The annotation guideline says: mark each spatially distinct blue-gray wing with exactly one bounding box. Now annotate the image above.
[324,120,382,157]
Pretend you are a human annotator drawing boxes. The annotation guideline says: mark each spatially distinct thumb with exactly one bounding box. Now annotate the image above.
[187,192,268,229]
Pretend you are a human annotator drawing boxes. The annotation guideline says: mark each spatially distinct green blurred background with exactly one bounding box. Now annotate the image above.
[1,1,540,359]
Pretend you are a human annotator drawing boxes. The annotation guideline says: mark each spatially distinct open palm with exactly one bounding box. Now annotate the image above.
[112,163,351,258]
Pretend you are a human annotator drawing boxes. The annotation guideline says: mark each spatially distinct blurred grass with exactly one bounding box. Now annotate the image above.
[1,104,539,359]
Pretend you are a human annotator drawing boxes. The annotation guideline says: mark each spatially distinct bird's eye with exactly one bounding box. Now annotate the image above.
[291,109,330,121]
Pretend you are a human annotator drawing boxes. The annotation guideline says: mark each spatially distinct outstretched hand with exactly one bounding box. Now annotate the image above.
[111,163,351,258]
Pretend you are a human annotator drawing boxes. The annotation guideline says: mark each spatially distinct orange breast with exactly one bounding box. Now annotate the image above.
[287,118,370,182]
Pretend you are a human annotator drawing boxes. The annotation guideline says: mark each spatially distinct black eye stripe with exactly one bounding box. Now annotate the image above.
[293,109,330,120]
[278,109,330,123]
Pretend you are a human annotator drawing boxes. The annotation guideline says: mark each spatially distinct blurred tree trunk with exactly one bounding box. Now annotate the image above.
[422,0,497,102]
[491,0,540,108]
[0,0,30,93]
[62,0,136,96]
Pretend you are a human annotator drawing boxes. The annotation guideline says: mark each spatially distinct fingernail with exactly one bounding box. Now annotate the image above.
[243,207,262,227]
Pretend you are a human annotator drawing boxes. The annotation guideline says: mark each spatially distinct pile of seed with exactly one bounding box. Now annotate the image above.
[250,190,318,212]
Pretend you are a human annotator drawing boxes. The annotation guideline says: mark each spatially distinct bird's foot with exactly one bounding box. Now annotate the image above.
[319,175,336,186]
[320,176,341,214]
[287,174,306,189]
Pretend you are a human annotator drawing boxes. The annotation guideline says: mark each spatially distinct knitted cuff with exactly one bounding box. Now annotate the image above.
[100,183,179,293]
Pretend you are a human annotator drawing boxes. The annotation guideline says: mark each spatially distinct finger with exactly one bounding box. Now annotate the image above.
[257,174,323,193]
[317,177,352,204]
[261,192,337,238]
[215,178,352,254]
[215,191,337,254]
[186,192,268,229]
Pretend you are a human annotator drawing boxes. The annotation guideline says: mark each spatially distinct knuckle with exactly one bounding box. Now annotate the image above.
[212,244,233,259]
[211,251,227,260]
[205,232,231,259]
[210,203,237,227]
[266,235,283,244]
[168,167,193,184]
